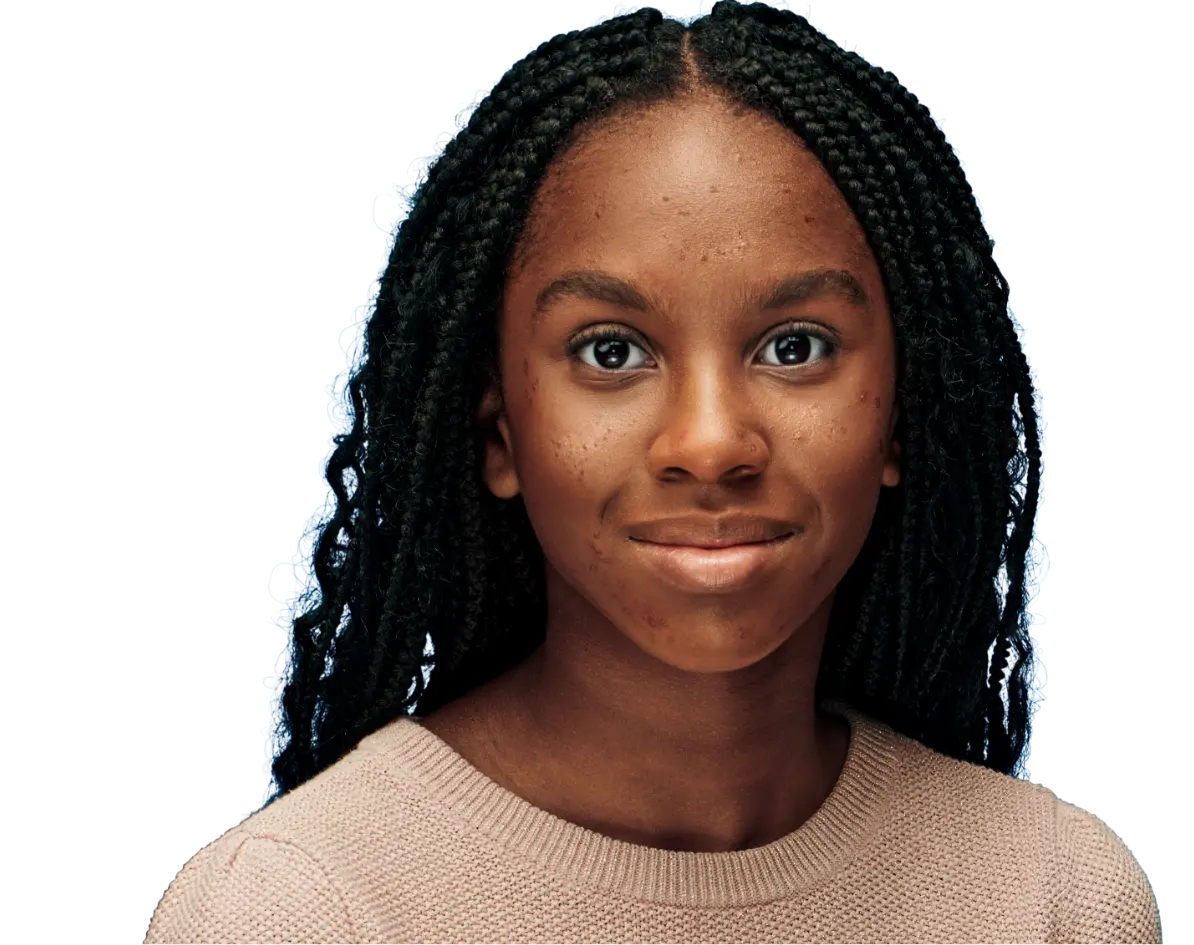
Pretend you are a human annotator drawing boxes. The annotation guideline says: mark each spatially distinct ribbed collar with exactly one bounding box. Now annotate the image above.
[367,698,901,908]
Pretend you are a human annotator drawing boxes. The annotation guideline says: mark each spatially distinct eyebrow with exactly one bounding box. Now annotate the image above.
[531,266,868,324]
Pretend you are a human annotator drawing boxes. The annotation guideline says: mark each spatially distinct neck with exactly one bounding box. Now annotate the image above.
[461,619,850,852]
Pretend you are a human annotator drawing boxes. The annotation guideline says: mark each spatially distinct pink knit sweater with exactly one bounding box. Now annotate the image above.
[145,702,1161,943]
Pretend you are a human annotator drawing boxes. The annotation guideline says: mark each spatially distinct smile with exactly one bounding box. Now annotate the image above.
[629,533,795,594]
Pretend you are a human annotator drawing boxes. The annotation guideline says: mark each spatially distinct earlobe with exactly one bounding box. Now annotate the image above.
[486,415,521,499]
[882,438,901,487]
[882,404,901,487]
[476,384,521,499]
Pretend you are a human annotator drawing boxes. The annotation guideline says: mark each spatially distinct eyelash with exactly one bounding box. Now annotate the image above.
[566,322,838,374]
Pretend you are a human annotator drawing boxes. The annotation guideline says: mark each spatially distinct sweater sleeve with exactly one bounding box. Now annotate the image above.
[1052,799,1162,944]
[144,832,359,944]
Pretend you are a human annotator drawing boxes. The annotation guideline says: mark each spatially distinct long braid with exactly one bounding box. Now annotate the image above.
[783,1,1036,759]
[702,1,1041,769]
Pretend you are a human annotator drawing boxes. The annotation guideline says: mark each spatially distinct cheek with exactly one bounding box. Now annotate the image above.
[513,405,631,556]
[786,384,886,443]
[792,395,890,523]
[518,376,656,491]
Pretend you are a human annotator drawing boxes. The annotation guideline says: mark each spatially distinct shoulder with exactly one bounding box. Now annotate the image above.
[880,725,1160,943]
[144,723,412,944]
[879,722,1064,849]
[1050,797,1162,944]
[144,829,358,944]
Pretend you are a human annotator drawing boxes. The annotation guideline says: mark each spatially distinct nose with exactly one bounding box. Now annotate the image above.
[645,366,769,485]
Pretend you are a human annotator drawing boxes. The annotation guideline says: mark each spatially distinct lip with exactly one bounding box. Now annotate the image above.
[630,533,795,594]
[626,514,797,547]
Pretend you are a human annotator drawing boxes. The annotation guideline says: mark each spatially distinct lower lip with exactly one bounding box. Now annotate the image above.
[631,534,794,594]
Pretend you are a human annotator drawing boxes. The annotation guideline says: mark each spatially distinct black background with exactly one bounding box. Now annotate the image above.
[130,1,1165,936]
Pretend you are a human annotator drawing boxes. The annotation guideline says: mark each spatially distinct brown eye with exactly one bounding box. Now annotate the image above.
[757,328,836,367]
[569,327,652,372]
[566,323,837,374]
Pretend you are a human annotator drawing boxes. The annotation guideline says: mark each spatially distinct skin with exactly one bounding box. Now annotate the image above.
[419,90,901,854]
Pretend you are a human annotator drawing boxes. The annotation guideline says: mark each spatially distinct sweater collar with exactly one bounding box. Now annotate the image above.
[373,698,900,907]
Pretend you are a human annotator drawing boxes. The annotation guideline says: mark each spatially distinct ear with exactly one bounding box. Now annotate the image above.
[475,380,521,499]
[881,403,901,488]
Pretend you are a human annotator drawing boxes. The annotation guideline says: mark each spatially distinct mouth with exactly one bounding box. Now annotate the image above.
[629,533,796,593]
[630,533,795,550]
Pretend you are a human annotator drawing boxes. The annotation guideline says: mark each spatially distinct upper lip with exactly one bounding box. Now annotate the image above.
[627,514,797,548]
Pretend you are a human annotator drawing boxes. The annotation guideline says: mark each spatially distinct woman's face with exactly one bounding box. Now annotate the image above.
[478,93,900,675]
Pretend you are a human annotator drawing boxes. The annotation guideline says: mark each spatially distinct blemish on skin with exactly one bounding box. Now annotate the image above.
[645,611,665,630]
[858,389,869,405]
[661,195,670,202]
[700,252,709,262]
[874,396,881,409]
[709,184,719,193]
[803,214,813,223]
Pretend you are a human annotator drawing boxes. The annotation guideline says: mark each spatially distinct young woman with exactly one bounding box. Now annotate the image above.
[146,3,1161,942]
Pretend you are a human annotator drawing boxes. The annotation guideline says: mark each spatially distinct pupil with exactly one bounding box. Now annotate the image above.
[595,339,628,369]
[776,334,810,364]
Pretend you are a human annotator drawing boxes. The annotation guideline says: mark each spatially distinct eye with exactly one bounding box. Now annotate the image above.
[757,324,837,367]
[566,322,838,374]
[568,326,653,372]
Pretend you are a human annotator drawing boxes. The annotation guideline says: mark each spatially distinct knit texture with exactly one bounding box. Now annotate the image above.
[145,702,1161,943]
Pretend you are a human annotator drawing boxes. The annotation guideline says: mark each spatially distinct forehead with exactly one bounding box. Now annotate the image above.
[507,96,876,299]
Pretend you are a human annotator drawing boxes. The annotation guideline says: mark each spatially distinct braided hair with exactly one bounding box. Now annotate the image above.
[266,0,1043,804]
